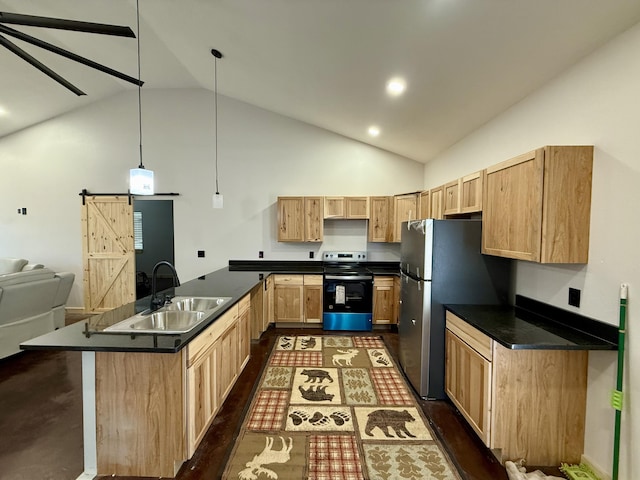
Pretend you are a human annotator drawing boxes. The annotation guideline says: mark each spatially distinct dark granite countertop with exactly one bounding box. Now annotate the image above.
[445,298,618,351]
[22,260,400,355]
[21,267,267,354]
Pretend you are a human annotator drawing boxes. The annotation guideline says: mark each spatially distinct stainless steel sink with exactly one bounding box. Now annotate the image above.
[163,296,230,312]
[127,311,206,333]
[104,296,232,334]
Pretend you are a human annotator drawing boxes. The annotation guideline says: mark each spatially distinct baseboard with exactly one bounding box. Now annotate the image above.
[580,454,611,480]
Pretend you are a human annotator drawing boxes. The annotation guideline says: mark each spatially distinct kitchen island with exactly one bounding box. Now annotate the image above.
[21,267,273,479]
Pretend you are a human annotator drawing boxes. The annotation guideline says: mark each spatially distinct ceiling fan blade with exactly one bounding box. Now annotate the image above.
[0,24,143,87]
[0,33,85,95]
[0,12,135,38]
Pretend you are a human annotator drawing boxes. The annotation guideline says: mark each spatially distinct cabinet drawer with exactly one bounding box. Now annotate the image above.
[238,293,250,314]
[303,274,323,286]
[445,311,493,361]
[374,276,395,287]
[188,305,238,367]
[274,274,304,285]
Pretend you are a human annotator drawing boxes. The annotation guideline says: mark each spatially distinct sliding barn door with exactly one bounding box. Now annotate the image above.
[81,195,135,312]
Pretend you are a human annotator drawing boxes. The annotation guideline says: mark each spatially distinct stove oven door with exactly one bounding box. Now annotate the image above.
[322,274,373,331]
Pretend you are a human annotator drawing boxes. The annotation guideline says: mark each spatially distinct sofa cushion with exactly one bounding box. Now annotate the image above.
[0,258,28,275]
[0,268,55,287]
[22,263,45,271]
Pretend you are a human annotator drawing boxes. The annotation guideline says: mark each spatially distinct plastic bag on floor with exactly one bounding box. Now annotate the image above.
[505,460,565,480]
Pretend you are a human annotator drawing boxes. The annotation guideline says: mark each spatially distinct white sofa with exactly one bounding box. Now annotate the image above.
[0,258,75,359]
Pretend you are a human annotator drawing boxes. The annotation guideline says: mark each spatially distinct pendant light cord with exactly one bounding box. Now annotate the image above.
[214,53,218,194]
[212,49,222,195]
[136,0,144,169]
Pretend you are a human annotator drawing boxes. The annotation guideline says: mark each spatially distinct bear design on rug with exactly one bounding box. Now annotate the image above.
[364,409,417,438]
[300,369,333,383]
[300,337,317,349]
[298,385,335,402]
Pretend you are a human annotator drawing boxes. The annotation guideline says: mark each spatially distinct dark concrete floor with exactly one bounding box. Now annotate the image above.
[0,325,554,480]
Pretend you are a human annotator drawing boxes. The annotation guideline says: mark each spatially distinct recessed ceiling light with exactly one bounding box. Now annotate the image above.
[368,126,380,137]
[386,78,406,96]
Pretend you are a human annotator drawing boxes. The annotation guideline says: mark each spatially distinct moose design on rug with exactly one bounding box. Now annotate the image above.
[237,436,293,480]
[332,348,360,366]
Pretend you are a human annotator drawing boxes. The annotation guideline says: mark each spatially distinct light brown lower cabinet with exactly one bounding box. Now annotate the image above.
[445,311,588,465]
[373,276,396,324]
[274,274,323,324]
[95,297,251,478]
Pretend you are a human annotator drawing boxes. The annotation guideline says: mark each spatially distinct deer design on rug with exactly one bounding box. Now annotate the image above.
[238,436,293,480]
[332,348,359,366]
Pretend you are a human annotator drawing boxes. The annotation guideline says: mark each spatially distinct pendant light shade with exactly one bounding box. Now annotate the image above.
[129,0,154,195]
[211,48,223,208]
[130,167,154,195]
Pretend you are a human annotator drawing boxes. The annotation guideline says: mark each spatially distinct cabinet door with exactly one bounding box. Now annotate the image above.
[324,197,345,218]
[238,295,251,369]
[460,171,484,214]
[445,329,492,446]
[304,196,324,242]
[346,197,369,218]
[429,186,444,219]
[373,277,395,324]
[216,322,239,403]
[187,345,216,458]
[274,277,304,322]
[263,275,274,330]
[304,285,323,323]
[482,149,544,262]
[443,180,461,216]
[277,197,304,242]
[393,193,419,242]
[368,196,392,242]
[250,283,264,340]
[418,191,430,219]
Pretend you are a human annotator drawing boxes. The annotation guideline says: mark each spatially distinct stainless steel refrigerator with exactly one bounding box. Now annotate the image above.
[398,219,511,399]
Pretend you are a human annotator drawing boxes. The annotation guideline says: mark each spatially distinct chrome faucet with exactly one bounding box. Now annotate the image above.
[150,261,181,311]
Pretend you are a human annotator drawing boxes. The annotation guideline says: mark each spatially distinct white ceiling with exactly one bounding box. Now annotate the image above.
[2,0,640,163]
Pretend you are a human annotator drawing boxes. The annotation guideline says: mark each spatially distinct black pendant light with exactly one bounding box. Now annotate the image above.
[211,48,224,209]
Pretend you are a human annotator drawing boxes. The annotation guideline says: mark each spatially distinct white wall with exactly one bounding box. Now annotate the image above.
[0,89,423,308]
[424,21,640,479]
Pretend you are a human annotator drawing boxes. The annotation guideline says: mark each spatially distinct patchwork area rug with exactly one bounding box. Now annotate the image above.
[222,335,461,480]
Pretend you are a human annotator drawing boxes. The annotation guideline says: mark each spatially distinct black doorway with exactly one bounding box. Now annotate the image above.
[134,199,175,299]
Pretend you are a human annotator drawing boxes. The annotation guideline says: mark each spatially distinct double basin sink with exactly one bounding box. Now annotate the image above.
[105,296,232,334]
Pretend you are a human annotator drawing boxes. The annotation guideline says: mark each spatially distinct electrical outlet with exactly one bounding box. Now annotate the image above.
[259,251,264,258]
[309,251,314,259]
[568,288,581,307]
[197,250,205,258]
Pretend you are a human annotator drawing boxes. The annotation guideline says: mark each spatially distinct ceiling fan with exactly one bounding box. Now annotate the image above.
[0,11,143,95]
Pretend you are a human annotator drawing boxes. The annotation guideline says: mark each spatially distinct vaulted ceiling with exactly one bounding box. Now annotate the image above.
[2,0,640,163]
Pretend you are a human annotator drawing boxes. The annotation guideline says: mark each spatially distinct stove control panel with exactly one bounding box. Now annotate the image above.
[323,251,367,262]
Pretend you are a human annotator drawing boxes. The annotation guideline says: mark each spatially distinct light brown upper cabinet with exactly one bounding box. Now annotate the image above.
[482,146,593,263]
[324,196,369,219]
[393,193,419,242]
[442,170,484,216]
[368,196,393,243]
[459,171,484,214]
[277,196,323,242]
[443,180,460,216]
[418,190,430,219]
[429,186,444,220]
[304,197,324,242]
